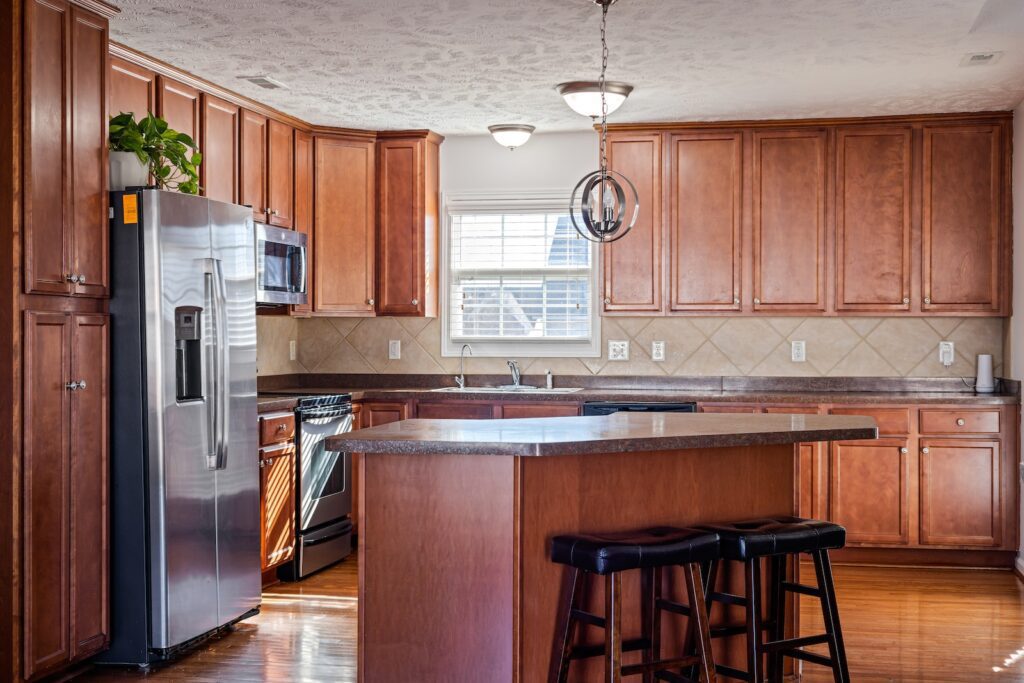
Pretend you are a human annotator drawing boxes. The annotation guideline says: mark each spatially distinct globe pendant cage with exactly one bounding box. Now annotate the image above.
[569,169,640,243]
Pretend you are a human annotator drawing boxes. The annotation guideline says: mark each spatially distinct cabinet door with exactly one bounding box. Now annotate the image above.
[829,439,910,546]
[69,314,108,658]
[260,446,296,570]
[500,403,580,419]
[24,0,72,295]
[764,406,823,519]
[108,56,154,120]
[200,94,239,204]
[668,132,742,311]
[603,133,663,313]
[752,130,827,311]
[156,76,199,144]
[417,401,496,420]
[267,119,294,228]
[69,6,108,298]
[240,109,269,223]
[291,129,314,316]
[922,124,1003,312]
[835,127,912,311]
[361,401,409,428]
[377,138,429,315]
[22,311,72,678]
[919,439,1001,547]
[314,136,375,314]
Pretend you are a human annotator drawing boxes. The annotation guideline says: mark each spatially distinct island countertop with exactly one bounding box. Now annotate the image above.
[328,411,878,456]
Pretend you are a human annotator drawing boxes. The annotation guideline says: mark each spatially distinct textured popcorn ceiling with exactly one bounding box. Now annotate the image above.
[110,0,1024,134]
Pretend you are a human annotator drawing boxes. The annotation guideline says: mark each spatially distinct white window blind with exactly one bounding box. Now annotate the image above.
[447,211,594,344]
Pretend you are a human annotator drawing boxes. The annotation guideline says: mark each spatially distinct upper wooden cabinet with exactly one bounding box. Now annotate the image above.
[23,0,109,298]
[922,124,1006,313]
[752,129,827,312]
[314,135,376,315]
[291,129,314,316]
[668,132,742,311]
[156,76,199,145]
[239,111,294,227]
[108,55,155,119]
[240,109,269,222]
[376,132,442,317]
[603,133,664,313]
[835,128,912,312]
[267,119,294,228]
[200,94,239,204]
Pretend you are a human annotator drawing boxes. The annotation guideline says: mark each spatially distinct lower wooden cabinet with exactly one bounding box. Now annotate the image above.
[830,439,911,546]
[360,400,409,428]
[499,402,580,419]
[22,311,109,679]
[919,439,1002,547]
[259,443,296,571]
[417,401,495,420]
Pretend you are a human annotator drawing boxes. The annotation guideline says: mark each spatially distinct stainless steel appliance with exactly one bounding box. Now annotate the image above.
[101,189,260,665]
[281,394,355,580]
[582,401,697,415]
[255,222,307,305]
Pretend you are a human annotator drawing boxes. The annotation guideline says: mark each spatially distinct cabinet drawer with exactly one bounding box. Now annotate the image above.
[919,409,1000,435]
[259,412,296,445]
[830,407,910,436]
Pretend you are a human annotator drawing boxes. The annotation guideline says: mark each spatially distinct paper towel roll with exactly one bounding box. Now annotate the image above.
[975,354,994,394]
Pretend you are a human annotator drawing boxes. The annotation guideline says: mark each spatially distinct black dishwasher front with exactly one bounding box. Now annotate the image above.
[582,401,698,416]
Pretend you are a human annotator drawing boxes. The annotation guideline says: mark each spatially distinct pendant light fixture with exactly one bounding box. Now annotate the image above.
[488,124,535,150]
[566,0,639,243]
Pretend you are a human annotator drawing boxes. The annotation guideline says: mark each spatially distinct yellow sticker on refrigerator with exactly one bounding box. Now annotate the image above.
[122,194,138,224]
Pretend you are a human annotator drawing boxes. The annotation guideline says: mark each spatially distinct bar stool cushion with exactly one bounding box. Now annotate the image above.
[695,516,845,560]
[550,526,720,575]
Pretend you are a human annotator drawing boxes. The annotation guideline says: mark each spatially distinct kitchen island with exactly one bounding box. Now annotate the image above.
[329,412,877,682]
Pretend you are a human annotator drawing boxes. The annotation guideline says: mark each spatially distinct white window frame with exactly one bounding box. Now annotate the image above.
[440,189,601,358]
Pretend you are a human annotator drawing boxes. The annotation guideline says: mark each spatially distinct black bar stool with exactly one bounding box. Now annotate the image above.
[692,516,850,683]
[550,526,721,683]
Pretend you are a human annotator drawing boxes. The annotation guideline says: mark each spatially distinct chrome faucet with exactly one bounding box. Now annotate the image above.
[507,360,522,388]
[455,344,473,389]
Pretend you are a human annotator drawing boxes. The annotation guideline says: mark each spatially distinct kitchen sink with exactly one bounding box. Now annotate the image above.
[429,386,583,394]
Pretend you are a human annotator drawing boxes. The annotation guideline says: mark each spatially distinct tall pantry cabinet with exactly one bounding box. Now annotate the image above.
[8,0,117,680]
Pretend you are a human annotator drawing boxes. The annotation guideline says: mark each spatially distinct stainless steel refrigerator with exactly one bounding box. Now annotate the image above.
[100,189,260,665]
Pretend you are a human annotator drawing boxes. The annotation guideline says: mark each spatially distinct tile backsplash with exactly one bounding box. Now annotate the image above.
[257,315,1004,379]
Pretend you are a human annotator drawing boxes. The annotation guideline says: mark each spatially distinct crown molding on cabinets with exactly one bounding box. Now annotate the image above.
[603,110,1014,133]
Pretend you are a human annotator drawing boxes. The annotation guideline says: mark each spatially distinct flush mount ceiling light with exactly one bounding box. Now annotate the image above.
[488,124,535,150]
[556,81,633,118]
[568,0,639,243]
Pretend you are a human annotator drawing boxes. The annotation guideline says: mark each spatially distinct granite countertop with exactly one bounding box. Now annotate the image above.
[257,395,301,413]
[328,412,878,457]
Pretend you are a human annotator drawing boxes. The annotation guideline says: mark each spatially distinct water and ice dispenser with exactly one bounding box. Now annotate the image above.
[174,306,204,401]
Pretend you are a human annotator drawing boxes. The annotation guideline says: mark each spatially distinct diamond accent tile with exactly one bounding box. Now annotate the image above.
[709,319,784,374]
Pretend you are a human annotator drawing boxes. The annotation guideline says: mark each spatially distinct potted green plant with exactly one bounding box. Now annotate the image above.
[108,112,202,194]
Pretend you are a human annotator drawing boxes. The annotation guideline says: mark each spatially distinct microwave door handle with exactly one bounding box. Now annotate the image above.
[297,243,307,296]
[212,259,230,471]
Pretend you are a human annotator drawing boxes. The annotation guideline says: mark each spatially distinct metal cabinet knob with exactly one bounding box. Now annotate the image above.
[921,447,930,454]
[956,418,966,426]
[753,297,761,305]
[65,380,86,391]
[411,298,419,306]
[77,274,86,284]
[902,297,909,304]
[276,423,287,432]
[900,447,908,454]
[65,273,83,284]
[270,209,279,216]
[367,298,375,305]
[603,297,611,305]
[78,380,86,390]
[924,297,931,305]
[734,298,740,305]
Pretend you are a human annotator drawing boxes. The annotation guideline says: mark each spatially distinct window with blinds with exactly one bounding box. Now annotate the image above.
[447,211,595,346]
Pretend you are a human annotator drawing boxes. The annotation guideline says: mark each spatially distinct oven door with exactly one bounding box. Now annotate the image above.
[296,410,354,532]
[255,223,308,305]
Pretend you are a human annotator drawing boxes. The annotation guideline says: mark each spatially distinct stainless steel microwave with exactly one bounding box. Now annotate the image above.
[255,223,308,305]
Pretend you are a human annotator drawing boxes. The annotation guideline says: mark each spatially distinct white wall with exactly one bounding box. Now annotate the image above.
[440,131,597,194]
[1012,100,1024,565]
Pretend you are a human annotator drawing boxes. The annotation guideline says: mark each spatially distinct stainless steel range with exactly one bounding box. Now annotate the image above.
[281,394,355,580]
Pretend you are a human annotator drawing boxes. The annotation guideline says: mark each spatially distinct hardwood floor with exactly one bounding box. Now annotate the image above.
[75,560,1023,681]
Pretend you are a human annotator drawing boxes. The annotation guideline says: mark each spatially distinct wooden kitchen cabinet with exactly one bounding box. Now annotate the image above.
[417,401,496,420]
[240,109,269,223]
[108,55,155,119]
[23,311,110,678]
[259,444,296,571]
[24,0,109,297]
[156,76,200,146]
[668,132,742,311]
[919,439,1002,547]
[267,119,294,228]
[752,129,828,312]
[922,124,1005,313]
[376,132,442,317]
[360,400,410,428]
[830,439,911,546]
[835,127,912,311]
[314,135,376,315]
[291,129,314,316]
[604,132,664,313]
[199,94,239,204]
[500,402,581,419]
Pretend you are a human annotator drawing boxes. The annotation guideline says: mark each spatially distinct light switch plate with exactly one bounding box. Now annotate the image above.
[289,340,297,361]
[791,340,806,362]
[608,340,629,361]
[651,341,665,361]
[388,339,401,360]
[939,341,955,367]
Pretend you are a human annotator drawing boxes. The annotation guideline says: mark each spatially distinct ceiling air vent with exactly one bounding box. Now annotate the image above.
[237,75,289,90]
[959,51,1004,66]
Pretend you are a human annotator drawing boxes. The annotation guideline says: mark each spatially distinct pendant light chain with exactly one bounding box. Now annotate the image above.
[599,0,610,175]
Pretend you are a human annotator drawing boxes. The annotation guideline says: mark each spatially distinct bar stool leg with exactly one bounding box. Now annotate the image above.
[812,550,850,683]
[767,555,786,682]
[606,572,623,683]
[744,559,764,683]
[683,562,717,683]
[552,568,584,683]
[640,567,655,683]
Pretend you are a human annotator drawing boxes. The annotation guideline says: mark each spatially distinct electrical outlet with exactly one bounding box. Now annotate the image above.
[388,339,401,360]
[289,340,297,362]
[938,341,955,367]
[608,340,629,361]
[651,341,666,361]
[791,340,806,363]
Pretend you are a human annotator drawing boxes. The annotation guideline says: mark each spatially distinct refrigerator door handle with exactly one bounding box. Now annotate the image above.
[211,258,230,471]
[203,269,218,469]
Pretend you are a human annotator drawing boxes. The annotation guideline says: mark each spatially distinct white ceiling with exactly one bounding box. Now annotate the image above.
[110,0,1024,135]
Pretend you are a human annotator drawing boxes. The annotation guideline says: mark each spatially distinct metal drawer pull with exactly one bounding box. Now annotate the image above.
[956,418,966,426]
